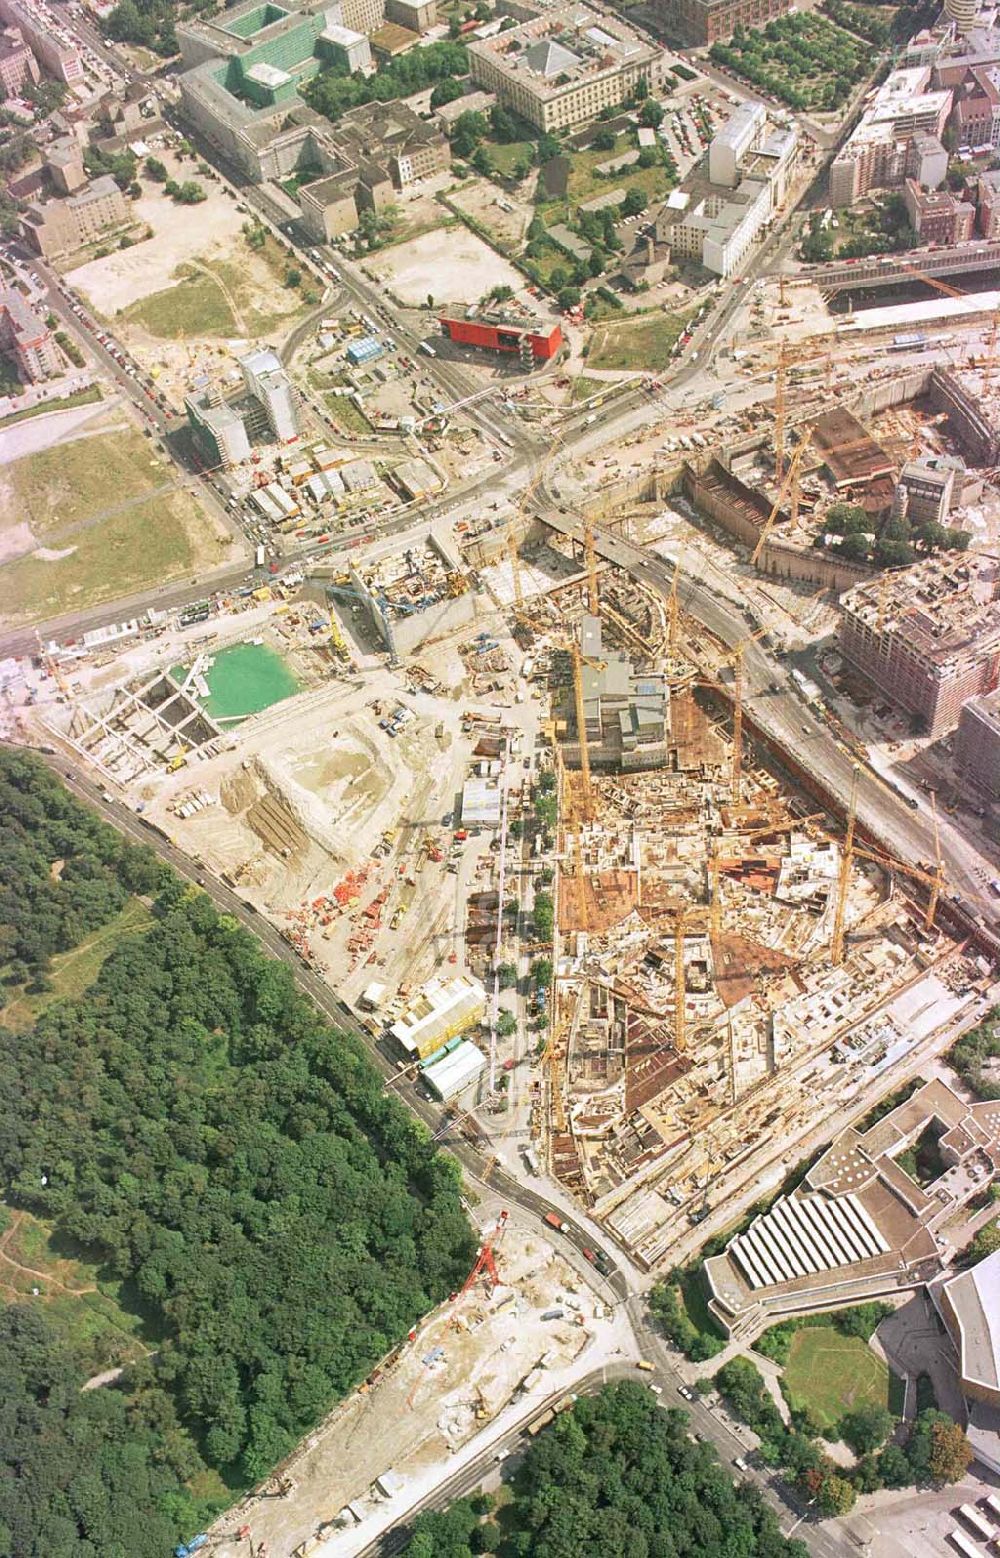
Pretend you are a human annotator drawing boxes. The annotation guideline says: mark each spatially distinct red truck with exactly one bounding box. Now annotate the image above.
[544,1211,570,1235]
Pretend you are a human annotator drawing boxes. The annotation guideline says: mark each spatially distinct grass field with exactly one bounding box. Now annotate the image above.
[586,309,693,372]
[2,427,164,534]
[124,263,237,338]
[782,1327,900,1430]
[0,1207,157,1376]
[1,897,152,1032]
[1,485,231,629]
[122,235,309,340]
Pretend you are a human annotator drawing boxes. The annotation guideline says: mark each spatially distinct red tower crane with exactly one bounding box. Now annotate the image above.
[451,1210,509,1309]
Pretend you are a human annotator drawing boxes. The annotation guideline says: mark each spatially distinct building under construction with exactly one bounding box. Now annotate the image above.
[334,532,474,660]
[839,555,1000,737]
[557,615,670,773]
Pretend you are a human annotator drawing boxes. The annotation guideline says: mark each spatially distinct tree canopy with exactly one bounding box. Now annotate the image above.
[404,1382,810,1557]
[0,750,476,1548]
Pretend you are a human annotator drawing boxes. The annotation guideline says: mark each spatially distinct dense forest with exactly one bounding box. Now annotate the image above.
[0,749,475,1553]
[403,1381,810,1557]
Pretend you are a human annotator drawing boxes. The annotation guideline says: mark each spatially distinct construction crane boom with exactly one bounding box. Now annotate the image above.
[730,643,745,804]
[831,764,859,966]
[751,435,812,568]
[570,641,595,822]
[675,909,686,1055]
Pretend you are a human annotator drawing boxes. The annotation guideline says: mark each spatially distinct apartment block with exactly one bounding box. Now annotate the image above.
[0,285,60,381]
[45,133,86,194]
[467,4,664,132]
[829,66,952,205]
[838,556,1000,737]
[21,175,128,260]
[0,0,81,82]
[650,0,789,47]
[385,0,435,30]
[979,168,1000,235]
[903,176,975,241]
[0,25,38,98]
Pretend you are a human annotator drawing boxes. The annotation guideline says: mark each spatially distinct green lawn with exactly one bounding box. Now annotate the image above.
[586,309,694,372]
[3,427,165,534]
[0,384,102,429]
[325,393,372,434]
[124,264,237,338]
[1,897,153,1032]
[0,1207,156,1376]
[488,139,534,176]
[782,1326,898,1431]
[122,233,308,340]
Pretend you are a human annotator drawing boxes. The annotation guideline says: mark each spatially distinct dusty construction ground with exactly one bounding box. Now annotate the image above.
[210,1218,629,1558]
[366,226,525,307]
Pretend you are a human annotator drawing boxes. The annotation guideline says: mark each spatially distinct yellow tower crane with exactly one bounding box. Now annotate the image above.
[831,764,860,966]
[584,513,600,616]
[751,434,812,568]
[675,907,687,1055]
[570,641,595,823]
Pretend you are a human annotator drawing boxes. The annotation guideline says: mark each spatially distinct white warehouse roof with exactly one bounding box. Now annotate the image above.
[422,1039,486,1101]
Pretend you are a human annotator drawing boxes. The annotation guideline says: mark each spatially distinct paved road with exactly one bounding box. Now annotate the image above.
[358,1336,853,1558]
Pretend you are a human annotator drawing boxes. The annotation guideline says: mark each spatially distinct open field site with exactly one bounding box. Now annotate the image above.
[0,412,233,628]
[367,226,524,307]
[781,1326,898,1430]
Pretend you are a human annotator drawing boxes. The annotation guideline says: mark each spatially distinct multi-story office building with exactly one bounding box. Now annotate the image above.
[184,389,253,470]
[467,4,664,132]
[178,0,448,232]
[955,688,1000,798]
[0,285,60,381]
[650,0,789,47]
[656,103,796,277]
[241,348,300,442]
[21,175,128,259]
[838,557,1000,737]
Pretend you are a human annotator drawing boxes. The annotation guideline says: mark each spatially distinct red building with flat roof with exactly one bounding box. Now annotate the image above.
[439,313,562,362]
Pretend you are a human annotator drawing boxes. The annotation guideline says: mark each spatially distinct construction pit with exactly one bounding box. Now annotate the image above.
[23,568,540,1017]
[209,1218,629,1558]
[494,552,988,1274]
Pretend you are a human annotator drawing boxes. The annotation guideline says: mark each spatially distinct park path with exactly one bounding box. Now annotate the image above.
[0,1210,97,1295]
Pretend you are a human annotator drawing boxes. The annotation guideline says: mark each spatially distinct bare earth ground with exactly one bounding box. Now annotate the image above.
[211,1219,632,1558]
[65,152,248,314]
[367,226,525,306]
